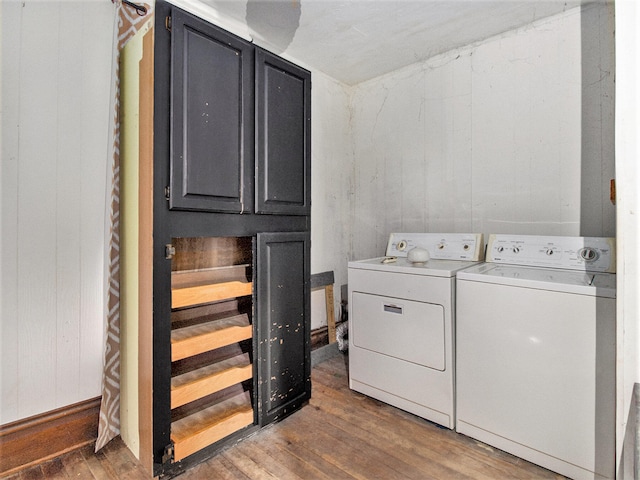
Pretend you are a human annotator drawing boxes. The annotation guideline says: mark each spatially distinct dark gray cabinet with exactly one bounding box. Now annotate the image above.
[149,2,312,476]
[169,9,310,216]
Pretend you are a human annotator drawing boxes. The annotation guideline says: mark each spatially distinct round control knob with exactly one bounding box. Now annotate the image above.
[463,244,470,251]
[546,248,554,256]
[512,246,520,254]
[437,243,445,250]
[497,246,504,253]
[579,247,599,262]
[397,240,407,252]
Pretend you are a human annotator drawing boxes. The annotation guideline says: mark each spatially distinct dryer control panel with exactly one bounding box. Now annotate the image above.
[486,234,616,273]
[386,233,485,261]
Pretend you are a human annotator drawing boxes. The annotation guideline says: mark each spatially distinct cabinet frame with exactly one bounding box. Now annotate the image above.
[150,3,312,475]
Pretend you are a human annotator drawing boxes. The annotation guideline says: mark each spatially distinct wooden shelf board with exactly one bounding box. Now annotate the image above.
[171,266,252,309]
[171,390,253,461]
[171,265,250,288]
[171,354,252,409]
[172,280,252,309]
[171,314,252,362]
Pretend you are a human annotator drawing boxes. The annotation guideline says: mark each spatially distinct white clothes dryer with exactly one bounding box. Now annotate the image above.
[348,233,484,429]
[456,234,616,480]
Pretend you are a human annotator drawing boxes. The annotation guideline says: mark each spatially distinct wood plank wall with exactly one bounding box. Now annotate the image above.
[1,2,114,425]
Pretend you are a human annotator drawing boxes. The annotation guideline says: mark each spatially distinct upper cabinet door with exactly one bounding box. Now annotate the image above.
[255,49,311,215]
[170,9,254,213]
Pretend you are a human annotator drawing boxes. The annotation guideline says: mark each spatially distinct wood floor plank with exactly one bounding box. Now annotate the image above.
[6,353,568,480]
[80,445,117,480]
[310,370,546,480]
[0,473,20,480]
[303,400,458,480]
[215,454,253,480]
[311,356,561,480]
[17,466,44,480]
[100,438,149,480]
[231,437,306,480]
[347,357,560,479]
[38,458,68,480]
[178,455,242,480]
[267,410,405,480]
[238,437,314,480]
[309,383,487,478]
[296,407,437,480]
[81,446,118,480]
[218,448,278,480]
[257,423,358,480]
[59,449,96,479]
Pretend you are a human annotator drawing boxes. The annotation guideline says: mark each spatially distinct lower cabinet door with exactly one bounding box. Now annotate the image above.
[256,231,311,426]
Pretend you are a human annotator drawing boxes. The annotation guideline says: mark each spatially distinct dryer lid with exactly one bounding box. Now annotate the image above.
[349,256,481,278]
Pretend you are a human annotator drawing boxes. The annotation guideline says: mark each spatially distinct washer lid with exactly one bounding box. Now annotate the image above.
[457,263,616,298]
[348,256,481,278]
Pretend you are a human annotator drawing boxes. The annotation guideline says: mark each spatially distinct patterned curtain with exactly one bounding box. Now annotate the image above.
[96,0,153,452]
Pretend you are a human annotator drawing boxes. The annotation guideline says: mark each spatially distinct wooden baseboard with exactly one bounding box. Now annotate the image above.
[0,396,101,476]
[312,321,347,351]
[311,325,329,350]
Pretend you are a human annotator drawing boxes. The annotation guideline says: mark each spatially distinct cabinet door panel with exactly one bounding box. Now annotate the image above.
[256,50,311,215]
[170,10,254,213]
[256,232,311,425]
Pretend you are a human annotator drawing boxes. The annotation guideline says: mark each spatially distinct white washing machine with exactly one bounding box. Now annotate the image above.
[456,234,616,480]
[348,233,484,429]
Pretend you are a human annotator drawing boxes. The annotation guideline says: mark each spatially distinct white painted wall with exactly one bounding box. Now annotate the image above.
[0,1,113,424]
[615,0,640,476]
[581,2,616,238]
[309,71,354,328]
[350,4,615,261]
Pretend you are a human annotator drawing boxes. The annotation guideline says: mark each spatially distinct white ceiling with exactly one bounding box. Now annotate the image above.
[195,0,598,85]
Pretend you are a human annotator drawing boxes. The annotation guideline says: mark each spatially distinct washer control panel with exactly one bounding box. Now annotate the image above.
[486,234,615,272]
[386,233,485,261]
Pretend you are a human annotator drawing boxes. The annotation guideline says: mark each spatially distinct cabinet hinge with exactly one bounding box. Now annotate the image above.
[164,185,170,201]
[165,244,176,260]
[162,442,174,465]
[165,15,172,32]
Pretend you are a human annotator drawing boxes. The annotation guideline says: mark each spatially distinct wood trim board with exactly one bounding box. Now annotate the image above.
[310,271,337,343]
[0,397,100,477]
[138,24,155,475]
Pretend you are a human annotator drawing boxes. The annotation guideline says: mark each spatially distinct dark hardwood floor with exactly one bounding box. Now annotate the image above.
[3,354,565,479]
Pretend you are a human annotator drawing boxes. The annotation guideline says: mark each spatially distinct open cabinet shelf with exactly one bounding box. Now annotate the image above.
[171,311,252,362]
[170,243,255,462]
[170,386,254,462]
[171,352,252,409]
[171,265,253,309]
